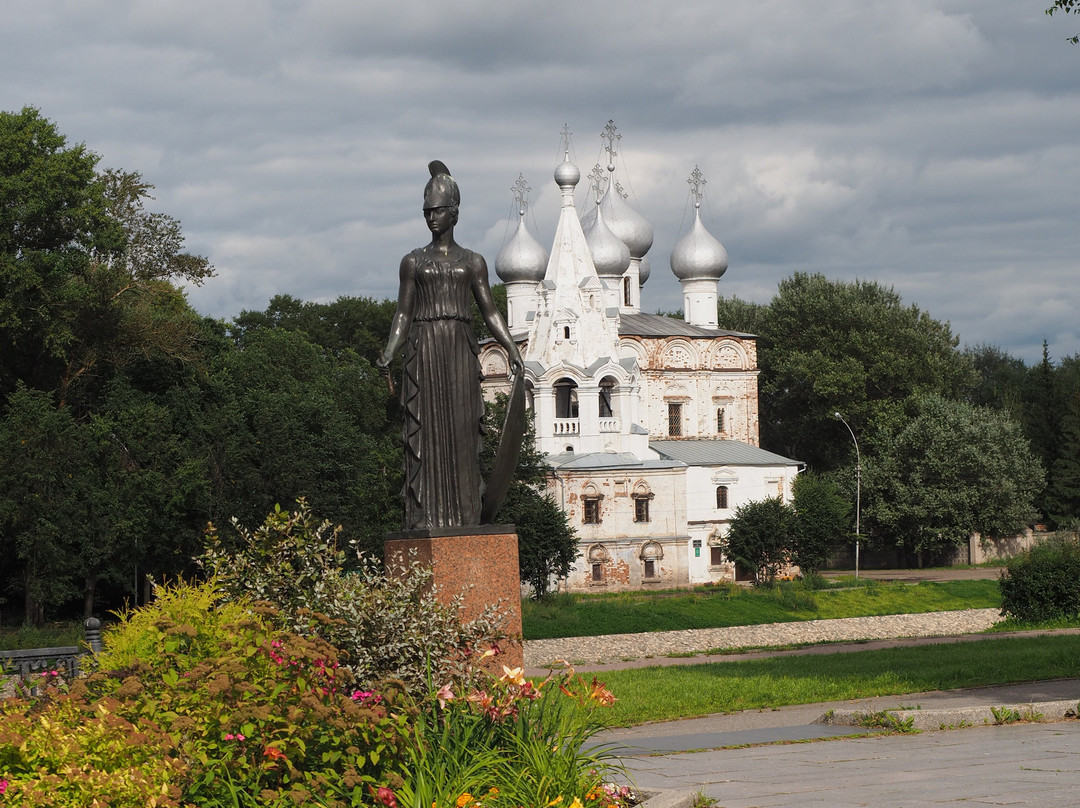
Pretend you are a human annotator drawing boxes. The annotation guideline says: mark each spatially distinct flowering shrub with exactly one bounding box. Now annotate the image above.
[0,580,412,807]
[393,660,628,808]
[1,504,633,808]
[199,500,508,694]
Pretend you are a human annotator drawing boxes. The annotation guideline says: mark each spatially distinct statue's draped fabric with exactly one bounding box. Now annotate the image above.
[401,249,484,529]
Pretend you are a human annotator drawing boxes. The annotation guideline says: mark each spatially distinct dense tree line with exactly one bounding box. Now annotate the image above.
[0,108,572,624]
[717,273,1076,564]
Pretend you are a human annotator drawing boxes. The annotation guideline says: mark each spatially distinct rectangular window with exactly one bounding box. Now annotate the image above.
[623,276,632,307]
[717,407,725,433]
[716,486,729,509]
[634,497,650,523]
[644,559,656,579]
[667,402,683,437]
[583,498,601,524]
[591,562,603,582]
[710,546,724,566]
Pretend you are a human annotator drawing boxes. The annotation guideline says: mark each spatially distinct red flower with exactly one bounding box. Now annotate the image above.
[370,785,398,808]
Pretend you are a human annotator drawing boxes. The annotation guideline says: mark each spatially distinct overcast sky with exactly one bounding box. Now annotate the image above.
[3,0,1078,364]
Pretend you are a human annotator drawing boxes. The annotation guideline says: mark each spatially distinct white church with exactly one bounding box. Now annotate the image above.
[480,123,801,592]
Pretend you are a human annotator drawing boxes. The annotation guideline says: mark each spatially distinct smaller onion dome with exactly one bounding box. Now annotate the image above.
[554,152,580,189]
[584,202,631,277]
[495,213,548,283]
[670,206,728,281]
[638,255,651,285]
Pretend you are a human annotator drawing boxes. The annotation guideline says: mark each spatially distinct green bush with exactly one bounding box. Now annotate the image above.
[0,580,412,807]
[999,536,1080,622]
[199,501,508,694]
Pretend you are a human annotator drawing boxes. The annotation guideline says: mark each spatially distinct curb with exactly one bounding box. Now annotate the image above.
[635,789,700,808]
[821,699,1080,732]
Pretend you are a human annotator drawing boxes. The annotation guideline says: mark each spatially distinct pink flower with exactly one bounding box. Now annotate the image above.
[0,778,8,795]
[436,683,454,709]
[351,690,383,706]
[370,785,398,808]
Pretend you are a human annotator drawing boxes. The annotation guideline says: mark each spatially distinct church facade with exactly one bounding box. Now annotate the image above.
[480,125,801,593]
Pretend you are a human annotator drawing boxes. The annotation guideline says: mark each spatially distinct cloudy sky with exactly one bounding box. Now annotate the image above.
[3,0,1078,363]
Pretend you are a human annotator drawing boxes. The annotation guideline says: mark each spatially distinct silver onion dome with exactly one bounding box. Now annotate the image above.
[670,205,728,281]
[638,254,651,285]
[581,184,654,260]
[584,200,631,278]
[495,212,549,283]
[554,152,580,189]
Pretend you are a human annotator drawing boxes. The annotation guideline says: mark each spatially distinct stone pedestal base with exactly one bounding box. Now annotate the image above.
[384,525,523,669]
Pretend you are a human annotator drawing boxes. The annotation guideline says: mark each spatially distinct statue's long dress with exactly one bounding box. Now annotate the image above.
[401,249,484,529]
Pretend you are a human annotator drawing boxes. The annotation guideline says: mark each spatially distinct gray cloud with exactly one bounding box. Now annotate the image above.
[3,0,1078,363]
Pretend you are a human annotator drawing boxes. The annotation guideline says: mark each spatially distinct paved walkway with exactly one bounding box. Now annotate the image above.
[625,720,1080,807]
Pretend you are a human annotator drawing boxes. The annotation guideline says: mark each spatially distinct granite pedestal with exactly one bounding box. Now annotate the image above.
[385,525,523,669]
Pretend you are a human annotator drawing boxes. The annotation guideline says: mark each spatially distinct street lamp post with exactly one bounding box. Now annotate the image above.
[834,412,861,579]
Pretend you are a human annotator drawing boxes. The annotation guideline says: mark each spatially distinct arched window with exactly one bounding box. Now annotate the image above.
[563,325,571,340]
[588,544,609,584]
[599,376,617,417]
[717,407,726,433]
[716,485,729,509]
[554,378,579,419]
[623,276,632,307]
[667,402,683,437]
[640,541,663,581]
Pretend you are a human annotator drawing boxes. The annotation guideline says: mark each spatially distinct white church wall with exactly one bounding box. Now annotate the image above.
[552,466,690,592]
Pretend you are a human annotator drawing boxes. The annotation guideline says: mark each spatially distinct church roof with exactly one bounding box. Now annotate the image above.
[546,451,683,471]
[650,440,800,467]
[618,312,755,339]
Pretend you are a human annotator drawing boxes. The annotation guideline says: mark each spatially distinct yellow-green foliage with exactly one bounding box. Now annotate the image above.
[93,576,256,673]
[0,692,184,807]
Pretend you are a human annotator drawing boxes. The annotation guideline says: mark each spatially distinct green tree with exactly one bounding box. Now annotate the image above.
[1,107,120,400]
[715,295,770,336]
[483,396,578,598]
[1046,0,1080,43]
[205,327,401,557]
[231,293,397,365]
[1046,388,1080,528]
[0,385,91,622]
[862,395,1044,559]
[718,497,794,585]
[753,273,974,470]
[791,472,850,575]
[0,109,212,410]
[965,343,1027,419]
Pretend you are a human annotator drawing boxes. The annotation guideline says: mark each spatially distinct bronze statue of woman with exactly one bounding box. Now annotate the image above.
[378,161,524,530]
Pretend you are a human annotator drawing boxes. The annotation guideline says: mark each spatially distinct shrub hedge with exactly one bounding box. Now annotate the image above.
[999,535,1080,622]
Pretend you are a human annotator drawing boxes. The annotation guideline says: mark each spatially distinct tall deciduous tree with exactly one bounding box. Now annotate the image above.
[863,395,1044,559]
[204,326,402,558]
[791,472,850,575]
[753,273,975,470]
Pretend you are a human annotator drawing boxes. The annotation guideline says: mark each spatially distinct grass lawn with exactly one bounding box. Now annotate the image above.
[0,621,84,651]
[597,632,1080,726]
[523,579,1001,640]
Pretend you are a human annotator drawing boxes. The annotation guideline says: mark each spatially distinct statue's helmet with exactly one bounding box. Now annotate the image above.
[424,160,460,209]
